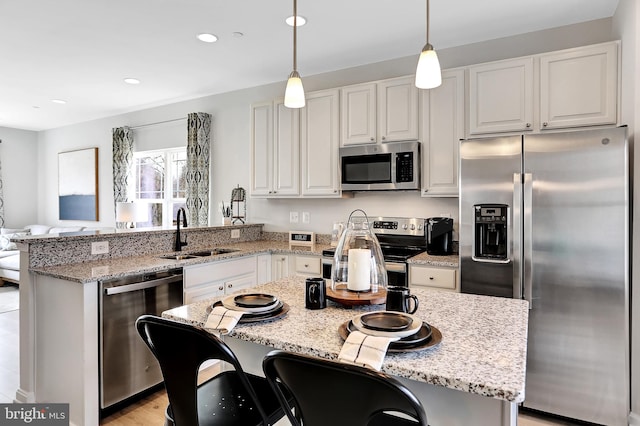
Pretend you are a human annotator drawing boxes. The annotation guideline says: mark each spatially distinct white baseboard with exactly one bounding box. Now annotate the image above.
[629,411,640,426]
[13,388,35,403]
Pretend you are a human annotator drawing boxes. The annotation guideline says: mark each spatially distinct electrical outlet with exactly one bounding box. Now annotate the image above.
[302,212,310,224]
[289,211,299,223]
[231,229,240,239]
[91,241,109,255]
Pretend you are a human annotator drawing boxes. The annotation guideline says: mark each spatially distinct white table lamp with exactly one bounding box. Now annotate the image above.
[116,202,149,228]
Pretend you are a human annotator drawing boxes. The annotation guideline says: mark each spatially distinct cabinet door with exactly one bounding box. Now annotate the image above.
[225,273,257,294]
[256,254,271,284]
[340,83,376,146]
[540,42,618,129]
[273,99,300,196]
[250,101,273,196]
[378,76,419,142]
[271,254,290,280]
[301,89,341,197]
[468,57,534,134]
[294,255,321,277]
[421,69,464,197]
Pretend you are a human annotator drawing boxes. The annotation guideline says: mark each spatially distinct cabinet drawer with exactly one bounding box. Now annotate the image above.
[294,255,321,275]
[184,256,256,288]
[184,282,225,304]
[409,265,457,290]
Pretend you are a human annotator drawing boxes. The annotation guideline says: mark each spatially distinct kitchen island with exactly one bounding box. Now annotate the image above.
[164,276,529,426]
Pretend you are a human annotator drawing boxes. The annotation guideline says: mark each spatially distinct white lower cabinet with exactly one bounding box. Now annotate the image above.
[271,254,290,280]
[184,256,258,303]
[409,265,458,291]
[257,254,272,284]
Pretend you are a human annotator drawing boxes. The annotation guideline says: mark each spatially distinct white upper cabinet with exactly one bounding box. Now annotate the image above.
[273,99,300,196]
[341,83,377,145]
[377,77,420,142]
[250,101,273,196]
[468,57,534,135]
[301,89,341,197]
[468,41,619,136]
[250,99,300,197]
[341,76,419,146]
[420,69,465,197]
[539,42,618,129]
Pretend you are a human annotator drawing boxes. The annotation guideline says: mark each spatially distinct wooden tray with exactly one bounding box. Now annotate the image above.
[326,287,386,306]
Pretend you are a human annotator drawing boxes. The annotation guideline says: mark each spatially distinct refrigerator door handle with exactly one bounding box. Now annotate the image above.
[513,173,523,299]
[523,173,533,308]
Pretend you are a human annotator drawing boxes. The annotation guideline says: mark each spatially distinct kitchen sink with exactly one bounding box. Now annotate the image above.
[188,248,240,257]
[158,254,197,260]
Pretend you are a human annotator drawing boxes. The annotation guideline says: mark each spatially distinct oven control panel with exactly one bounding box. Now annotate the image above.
[371,217,426,236]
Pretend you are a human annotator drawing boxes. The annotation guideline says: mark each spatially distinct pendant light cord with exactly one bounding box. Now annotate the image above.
[293,0,298,72]
[426,0,430,45]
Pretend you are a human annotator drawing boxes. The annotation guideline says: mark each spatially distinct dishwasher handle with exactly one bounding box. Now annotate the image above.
[104,274,183,296]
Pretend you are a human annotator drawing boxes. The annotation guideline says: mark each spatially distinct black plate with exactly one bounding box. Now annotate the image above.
[209,301,288,323]
[342,321,440,352]
[360,312,413,331]
[234,293,278,308]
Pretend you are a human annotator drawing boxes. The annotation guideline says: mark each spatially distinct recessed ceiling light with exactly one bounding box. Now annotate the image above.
[197,33,218,43]
[286,15,306,26]
[124,78,141,85]
[232,32,244,38]
[51,99,66,104]
[32,106,40,109]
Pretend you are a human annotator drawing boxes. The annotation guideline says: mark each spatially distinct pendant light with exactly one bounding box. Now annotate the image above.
[284,0,305,108]
[415,0,442,89]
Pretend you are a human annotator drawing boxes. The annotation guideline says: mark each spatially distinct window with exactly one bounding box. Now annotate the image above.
[132,148,186,228]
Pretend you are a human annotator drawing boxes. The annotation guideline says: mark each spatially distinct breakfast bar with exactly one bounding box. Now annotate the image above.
[163,276,529,426]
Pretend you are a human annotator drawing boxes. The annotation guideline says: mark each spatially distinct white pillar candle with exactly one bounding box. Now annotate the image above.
[347,248,371,291]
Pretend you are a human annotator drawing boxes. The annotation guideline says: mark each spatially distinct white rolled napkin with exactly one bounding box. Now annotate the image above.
[205,306,245,335]
[338,330,400,371]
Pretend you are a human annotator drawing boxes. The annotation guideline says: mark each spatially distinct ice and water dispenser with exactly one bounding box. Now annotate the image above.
[473,204,509,262]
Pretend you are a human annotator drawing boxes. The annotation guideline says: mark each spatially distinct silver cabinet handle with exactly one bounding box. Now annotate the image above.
[542,122,548,127]
[381,136,386,140]
[526,123,531,128]
[370,137,375,141]
[218,286,224,291]
[104,275,182,296]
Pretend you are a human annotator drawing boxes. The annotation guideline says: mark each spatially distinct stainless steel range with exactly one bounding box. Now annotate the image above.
[322,217,427,287]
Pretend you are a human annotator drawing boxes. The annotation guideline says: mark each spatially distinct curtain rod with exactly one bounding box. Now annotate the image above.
[129,117,186,130]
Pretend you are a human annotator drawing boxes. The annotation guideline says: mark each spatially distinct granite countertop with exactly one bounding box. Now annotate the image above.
[29,239,459,283]
[163,276,529,402]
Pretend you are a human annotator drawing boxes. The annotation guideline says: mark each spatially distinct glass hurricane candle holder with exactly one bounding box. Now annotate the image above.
[331,209,387,293]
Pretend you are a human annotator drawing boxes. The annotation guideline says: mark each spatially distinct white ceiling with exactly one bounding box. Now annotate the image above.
[0,0,619,131]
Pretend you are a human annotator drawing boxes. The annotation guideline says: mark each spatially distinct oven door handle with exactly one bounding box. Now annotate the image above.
[384,263,406,273]
[104,275,183,296]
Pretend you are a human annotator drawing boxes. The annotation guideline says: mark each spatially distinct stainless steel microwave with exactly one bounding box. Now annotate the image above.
[340,141,421,191]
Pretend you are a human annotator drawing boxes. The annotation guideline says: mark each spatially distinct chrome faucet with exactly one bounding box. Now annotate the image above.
[175,207,188,251]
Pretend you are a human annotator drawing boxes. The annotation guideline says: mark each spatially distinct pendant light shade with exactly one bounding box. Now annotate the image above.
[284,0,305,108]
[415,0,442,89]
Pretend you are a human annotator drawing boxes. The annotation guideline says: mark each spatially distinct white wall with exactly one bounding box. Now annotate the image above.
[32,18,616,237]
[0,126,38,227]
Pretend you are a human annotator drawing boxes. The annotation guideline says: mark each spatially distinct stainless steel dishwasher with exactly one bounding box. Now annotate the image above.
[99,268,183,411]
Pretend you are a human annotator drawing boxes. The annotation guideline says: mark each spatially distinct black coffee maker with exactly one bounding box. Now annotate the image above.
[426,217,453,255]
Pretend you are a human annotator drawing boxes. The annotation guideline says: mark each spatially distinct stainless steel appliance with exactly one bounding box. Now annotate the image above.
[99,268,184,411]
[339,141,420,191]
[459,127,629,425]
[322,216,427,287]
[426,217,453,255]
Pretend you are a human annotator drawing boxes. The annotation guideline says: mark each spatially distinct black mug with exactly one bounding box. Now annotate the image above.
[386,286,419,314]
[305,278,326,310]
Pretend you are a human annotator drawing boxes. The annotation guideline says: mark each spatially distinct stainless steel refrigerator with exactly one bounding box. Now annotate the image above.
[459,127,629,425]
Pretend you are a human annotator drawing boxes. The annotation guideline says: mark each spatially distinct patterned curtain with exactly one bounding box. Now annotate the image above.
[112,127,134,229]
[185,112,211,227]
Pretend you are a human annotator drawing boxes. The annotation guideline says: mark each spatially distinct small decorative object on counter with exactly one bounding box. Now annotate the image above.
[331,209,387,295]
[305,277,326,309]
[219,201,232,225]
[230,185,246,224]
